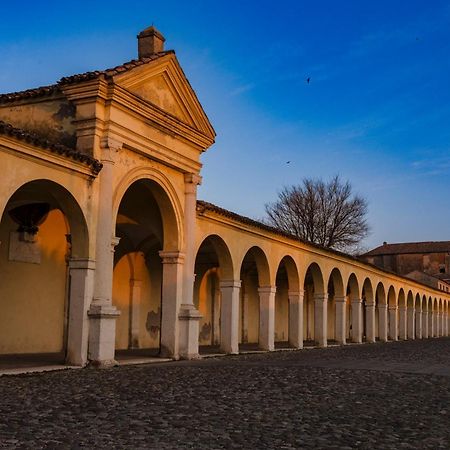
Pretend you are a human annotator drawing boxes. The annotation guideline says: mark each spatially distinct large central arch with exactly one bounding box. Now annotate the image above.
[112,177,181,359]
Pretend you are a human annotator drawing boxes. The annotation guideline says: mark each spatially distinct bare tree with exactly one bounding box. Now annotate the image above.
[265,176,369,252]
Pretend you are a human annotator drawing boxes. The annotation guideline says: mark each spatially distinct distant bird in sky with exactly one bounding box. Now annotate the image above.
[306,77,311,84]
[286,161,291,164]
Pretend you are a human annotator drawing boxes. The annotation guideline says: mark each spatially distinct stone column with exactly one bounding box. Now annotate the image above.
[314,293,328,347]
[351,298,363,344]
[446,312,449,336]
[407,307,415,340]
[422,311,429,338]
[129,279,141,349]
[428,310,434,337]
[288,290,304,349]
[378,304,388,342]
[414,308,422,339]
[334,296,347,345]
[66,258,95,366]
[178,174,203,359]
[88,139,122,367]
[259,286,276,351]
[398,306,407,340]
[220,280,241,354]
[159,251,185,359]
[388,306,398,341]
[365,302,376,343]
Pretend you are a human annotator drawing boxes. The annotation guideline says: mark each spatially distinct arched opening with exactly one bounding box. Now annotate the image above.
[193,235,233,355]
[113,179,179,359]
[274,256,300,348]
[0,180,89,366]
[398,289,406,340]
[387,286,397,341]
[414,293,422,339]
[406,291,414,339]
[303,263,325,346]
[422,295,429,338]
[346,274,361,343]
[327,268,344,344]
[428,297,434,337]
[239,246,270,351]
[362,278,374,342]
[376,283,387,342]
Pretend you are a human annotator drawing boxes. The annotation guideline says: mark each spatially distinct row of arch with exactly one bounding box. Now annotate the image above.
[193,234,450,353]
[0,174,448,365]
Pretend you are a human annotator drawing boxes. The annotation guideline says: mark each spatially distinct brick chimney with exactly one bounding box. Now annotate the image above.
[137,26,165,59]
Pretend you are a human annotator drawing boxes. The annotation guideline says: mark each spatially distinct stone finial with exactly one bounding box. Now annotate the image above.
[137,25,165,58]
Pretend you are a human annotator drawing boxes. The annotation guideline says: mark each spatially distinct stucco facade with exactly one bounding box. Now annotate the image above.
[0,27,449,367]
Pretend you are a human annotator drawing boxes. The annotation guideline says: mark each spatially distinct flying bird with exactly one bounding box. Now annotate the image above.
[286,161,291,164]
[306,77,311,84]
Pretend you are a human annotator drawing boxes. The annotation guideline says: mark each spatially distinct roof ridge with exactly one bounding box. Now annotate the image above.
[0,120,102,174]
[0,50,175,102]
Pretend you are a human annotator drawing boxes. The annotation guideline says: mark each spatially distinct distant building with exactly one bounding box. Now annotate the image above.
[361,241,450,292]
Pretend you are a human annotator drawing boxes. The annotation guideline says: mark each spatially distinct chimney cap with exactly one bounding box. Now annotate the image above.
[137,25,165,41]
[137,25,166,59]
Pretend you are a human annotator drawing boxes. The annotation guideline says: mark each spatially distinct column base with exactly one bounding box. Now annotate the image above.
[87,304,120,367]
[178,304,202,360]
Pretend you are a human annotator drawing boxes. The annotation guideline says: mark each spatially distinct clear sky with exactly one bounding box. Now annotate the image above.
[1,1,449,250]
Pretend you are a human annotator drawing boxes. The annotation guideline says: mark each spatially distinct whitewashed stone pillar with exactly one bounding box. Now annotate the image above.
[129,279,142,348]
[407,306,415,340]
[365,302,376,343]
[220,280,241,354]
[259,286,276,351]
[178,174,203,359]
[88,138,122,367]
[422,311,429,338]
[446,311,449,336]
[414,307,422,339]
[334,296,347,345]
[388,306,398,341]
[314,293,328,347]
[66,258,95,366]
[378,304,388,342]
[288,290,304,349]
[351,298,363,344]
[159,251,185,359]
[428,310,434,337]
[398,306,407,340]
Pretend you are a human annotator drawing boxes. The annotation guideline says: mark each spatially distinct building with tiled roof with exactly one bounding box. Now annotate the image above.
[0,26,449,369]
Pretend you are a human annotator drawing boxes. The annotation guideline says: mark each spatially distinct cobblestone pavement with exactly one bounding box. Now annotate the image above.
[1,339,450,449]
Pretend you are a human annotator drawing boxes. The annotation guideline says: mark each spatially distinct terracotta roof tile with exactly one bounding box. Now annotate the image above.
[59,51,174,85]
[0,51,174,103]
[0,84,59,103]
[0,120,102,174]
[364,241,450,256]
[196,200,449,294]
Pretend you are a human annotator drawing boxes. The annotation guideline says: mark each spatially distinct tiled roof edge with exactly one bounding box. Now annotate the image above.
[0,120,102,174]
[0,84,60,104]
[0,51,175,102]
[196,200,449,294]
[58,51,174,85]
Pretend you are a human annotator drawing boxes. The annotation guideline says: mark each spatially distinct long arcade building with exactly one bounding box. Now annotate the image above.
[0,28,448,367]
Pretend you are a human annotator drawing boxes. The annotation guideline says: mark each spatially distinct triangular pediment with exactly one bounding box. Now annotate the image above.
[111,54,215,141]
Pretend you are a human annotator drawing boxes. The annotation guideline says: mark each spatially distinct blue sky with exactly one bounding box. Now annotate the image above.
[1,1,449,249]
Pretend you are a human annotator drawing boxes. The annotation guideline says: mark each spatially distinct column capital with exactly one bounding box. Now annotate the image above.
[68,258,96,270]
[184,173,202,189]
[100,137,123,163]
[313,293,328,302]
[388,305,398,311]
[351,298,363,304]
[220,280,242,289]
[258,286,277,295]
[378,303,388,309]
[159,250,185,264]
[334,296,347,303]
[288,290,305,298]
